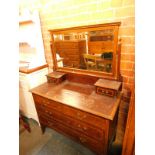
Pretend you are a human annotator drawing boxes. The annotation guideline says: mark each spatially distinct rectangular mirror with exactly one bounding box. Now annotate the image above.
[49,22,121,80]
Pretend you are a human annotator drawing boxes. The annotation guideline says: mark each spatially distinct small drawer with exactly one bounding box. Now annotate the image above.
[94,79,121,97]
[96,87,115,96]
[46,77,57,83]
[46,72,66,84]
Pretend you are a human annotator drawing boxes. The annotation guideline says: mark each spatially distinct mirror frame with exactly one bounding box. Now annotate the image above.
[49,22,121,80]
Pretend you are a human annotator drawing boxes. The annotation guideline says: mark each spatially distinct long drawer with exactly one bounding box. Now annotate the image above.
[33,94,63,112]
[39,115,104,154]
[36,105,104,141]
[33,94,107,129]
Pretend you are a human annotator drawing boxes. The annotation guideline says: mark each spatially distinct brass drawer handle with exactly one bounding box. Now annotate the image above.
[79,137,87,143]
[78,124,87,131]
[46,101,50,104]
[83,126,87,131]
[42,99,50,105]
[106,90,108,94]
[48,112,52,115]
[77,112,86,120]
[43,104,47,107]
[42,100,46,103]
[78,124,81,128]
[47,121,53,126]
[102,89,105,93]
[45,110,52,116]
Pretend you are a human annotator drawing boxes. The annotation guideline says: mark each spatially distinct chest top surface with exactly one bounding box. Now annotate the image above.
[31,80,121,120]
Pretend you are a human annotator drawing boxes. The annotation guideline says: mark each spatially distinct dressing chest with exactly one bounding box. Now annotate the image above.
[31,22,122,155]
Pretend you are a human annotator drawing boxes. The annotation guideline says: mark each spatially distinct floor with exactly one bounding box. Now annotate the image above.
[19,100,129,155]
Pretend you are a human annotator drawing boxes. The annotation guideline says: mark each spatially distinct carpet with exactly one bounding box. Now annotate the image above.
[20,119,95,155]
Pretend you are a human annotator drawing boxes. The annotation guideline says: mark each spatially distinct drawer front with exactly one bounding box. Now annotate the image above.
[33,94,62,112]
[62,105,107,129]
[41,117,104,154]
[33,94,107,129]
[96,87,115,97]
[36,107,104,141]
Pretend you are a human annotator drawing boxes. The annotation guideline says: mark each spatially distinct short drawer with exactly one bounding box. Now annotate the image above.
[62,105,107,129]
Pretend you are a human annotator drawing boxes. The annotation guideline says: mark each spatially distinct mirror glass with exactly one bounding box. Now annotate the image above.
[54,28,114,73]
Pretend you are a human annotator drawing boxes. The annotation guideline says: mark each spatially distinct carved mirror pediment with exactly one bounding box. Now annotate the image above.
[49,22,121,80]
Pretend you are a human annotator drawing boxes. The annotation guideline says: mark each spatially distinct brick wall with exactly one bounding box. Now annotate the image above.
[19,0,135,97]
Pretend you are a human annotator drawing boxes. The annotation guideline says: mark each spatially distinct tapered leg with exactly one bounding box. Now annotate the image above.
[113,134,116,142]
[40,124,46,134]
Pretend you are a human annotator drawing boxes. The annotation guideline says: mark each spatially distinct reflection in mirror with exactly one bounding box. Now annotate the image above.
[54,29,114,73]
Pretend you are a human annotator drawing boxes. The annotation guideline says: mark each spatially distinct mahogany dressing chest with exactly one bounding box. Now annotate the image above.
[31,22,122,155]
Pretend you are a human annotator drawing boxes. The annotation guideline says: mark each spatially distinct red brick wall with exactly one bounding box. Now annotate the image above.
[19,0,135,97]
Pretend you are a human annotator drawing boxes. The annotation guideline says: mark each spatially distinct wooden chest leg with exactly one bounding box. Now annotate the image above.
[40,124,46,134]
